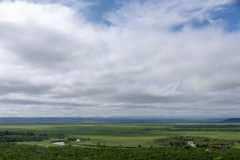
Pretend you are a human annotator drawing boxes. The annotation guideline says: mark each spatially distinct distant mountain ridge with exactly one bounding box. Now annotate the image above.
[221,118,240,123]
[0,117,189,122]
[0,117,230,123]
[206,118,226,121]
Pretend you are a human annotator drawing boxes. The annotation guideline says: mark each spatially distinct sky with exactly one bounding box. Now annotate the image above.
[0,0,240,118]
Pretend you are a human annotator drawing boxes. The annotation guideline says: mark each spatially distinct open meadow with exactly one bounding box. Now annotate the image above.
[0,122,240,148]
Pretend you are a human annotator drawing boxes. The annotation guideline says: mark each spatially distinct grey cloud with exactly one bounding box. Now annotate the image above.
[99,92,211,104]
[0,23,80,67]
[51,86,117,98]
[0,79,51,96]
[208,94,240,106]
[0,98,95,107]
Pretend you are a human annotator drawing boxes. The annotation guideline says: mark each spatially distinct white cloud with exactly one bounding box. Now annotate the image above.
[0,1,83,32]
[105,0,233,28]
[0,0,239,117]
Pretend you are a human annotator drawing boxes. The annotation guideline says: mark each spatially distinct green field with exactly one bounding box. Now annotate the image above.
[0,122,240,148]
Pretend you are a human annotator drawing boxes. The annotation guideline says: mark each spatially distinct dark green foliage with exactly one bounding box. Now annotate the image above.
[172,125,240,128]
[0,136,47,142]
[154,136,236,149]
[154,136,188,147]
[1,143,240,160]
[194,137,234,149]
[67,137,77,141]
[96,142,101,147]
[0,130,35,136]
[0,130,49,142]
[142,125,240,132]
[119,144,123,148]
[67,137,89,142]
[0,130,66,143]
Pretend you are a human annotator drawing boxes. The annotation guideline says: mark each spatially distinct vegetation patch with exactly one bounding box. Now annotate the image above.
[1,143,240,159]
[154,136,236,149]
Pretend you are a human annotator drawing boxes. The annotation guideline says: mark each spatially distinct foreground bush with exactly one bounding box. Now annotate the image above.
[0,143,240,160]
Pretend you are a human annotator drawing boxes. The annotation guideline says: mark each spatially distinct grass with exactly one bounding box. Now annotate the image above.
[17,139,56,147]
[1,122,240,147]
[233,143,240,149]
[17,138,65,147]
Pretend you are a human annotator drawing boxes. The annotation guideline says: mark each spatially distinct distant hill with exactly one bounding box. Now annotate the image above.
[0,117,230,123]
[221,118,240,123]
[0,117,191,123]
[206,118,227,122]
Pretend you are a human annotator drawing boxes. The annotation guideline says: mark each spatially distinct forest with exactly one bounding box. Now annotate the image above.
[1,143,240,159]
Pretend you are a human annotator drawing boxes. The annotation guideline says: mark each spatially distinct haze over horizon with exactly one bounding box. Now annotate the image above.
[0,0,240,117]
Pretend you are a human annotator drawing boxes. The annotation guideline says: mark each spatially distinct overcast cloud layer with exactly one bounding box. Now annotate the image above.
[0,0,240,117]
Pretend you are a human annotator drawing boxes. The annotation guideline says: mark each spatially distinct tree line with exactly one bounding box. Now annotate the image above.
[0,130,65,142]
[0,136,47,142]
[1,143,240,159]
[0,131,35,136]
[154,136,237,149]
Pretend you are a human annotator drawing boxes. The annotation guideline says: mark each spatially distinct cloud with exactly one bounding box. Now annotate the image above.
[105,0,233,28]
[0,79,51,95]
[0,0,239,117]
[0,98,95,107]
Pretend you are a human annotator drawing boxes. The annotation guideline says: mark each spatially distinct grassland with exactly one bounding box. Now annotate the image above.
[0,122,240,148]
